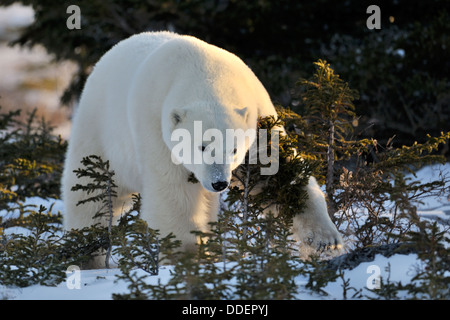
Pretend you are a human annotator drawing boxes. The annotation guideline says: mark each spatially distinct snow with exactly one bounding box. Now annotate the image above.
[411,164,450,218]
[1,254,421,300]
[0,3,34,42]
[0,3,448,302]
[394,48,405,58]
[7,266,182,300]
[0,248,422,300]
[320,254,419,299]
[1,163,448,300]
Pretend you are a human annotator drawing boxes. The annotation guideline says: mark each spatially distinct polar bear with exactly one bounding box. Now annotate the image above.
[62,31,342,268]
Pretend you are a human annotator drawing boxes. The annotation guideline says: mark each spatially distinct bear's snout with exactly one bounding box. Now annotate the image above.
[211,180,229,192]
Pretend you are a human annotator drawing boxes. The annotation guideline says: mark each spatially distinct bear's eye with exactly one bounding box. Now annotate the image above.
[233,148,237,155]
[200,145,207,152]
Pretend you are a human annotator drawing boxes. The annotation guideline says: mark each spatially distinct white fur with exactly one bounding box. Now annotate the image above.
[62,32,342,268]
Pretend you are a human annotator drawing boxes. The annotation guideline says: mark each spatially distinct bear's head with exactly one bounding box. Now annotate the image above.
[163,102,257,192]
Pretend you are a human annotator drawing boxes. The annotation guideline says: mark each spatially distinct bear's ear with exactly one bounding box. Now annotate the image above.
[171,110,186,126]
[234,107,249,122]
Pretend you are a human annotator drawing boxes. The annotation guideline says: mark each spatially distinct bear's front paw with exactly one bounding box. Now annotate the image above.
[303,227,344,252]
[293,213,344,256]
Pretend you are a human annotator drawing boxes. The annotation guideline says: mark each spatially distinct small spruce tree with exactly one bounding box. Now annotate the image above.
[70,155,118,267]
[296,59,361,216]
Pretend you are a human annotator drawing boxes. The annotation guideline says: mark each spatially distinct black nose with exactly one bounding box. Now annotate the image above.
[211,181,229,192]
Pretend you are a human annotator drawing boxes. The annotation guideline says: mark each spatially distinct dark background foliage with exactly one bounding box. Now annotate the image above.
[2,0,448,150]
[0,1,449,296]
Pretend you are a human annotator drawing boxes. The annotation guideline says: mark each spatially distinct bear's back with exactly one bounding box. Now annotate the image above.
[88,31,180,87]
[105,31,180,63]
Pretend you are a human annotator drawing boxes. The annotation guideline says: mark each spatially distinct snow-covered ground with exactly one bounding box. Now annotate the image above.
[0,254,420,300]
[0,3,449,301]
[1,163,448,300]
